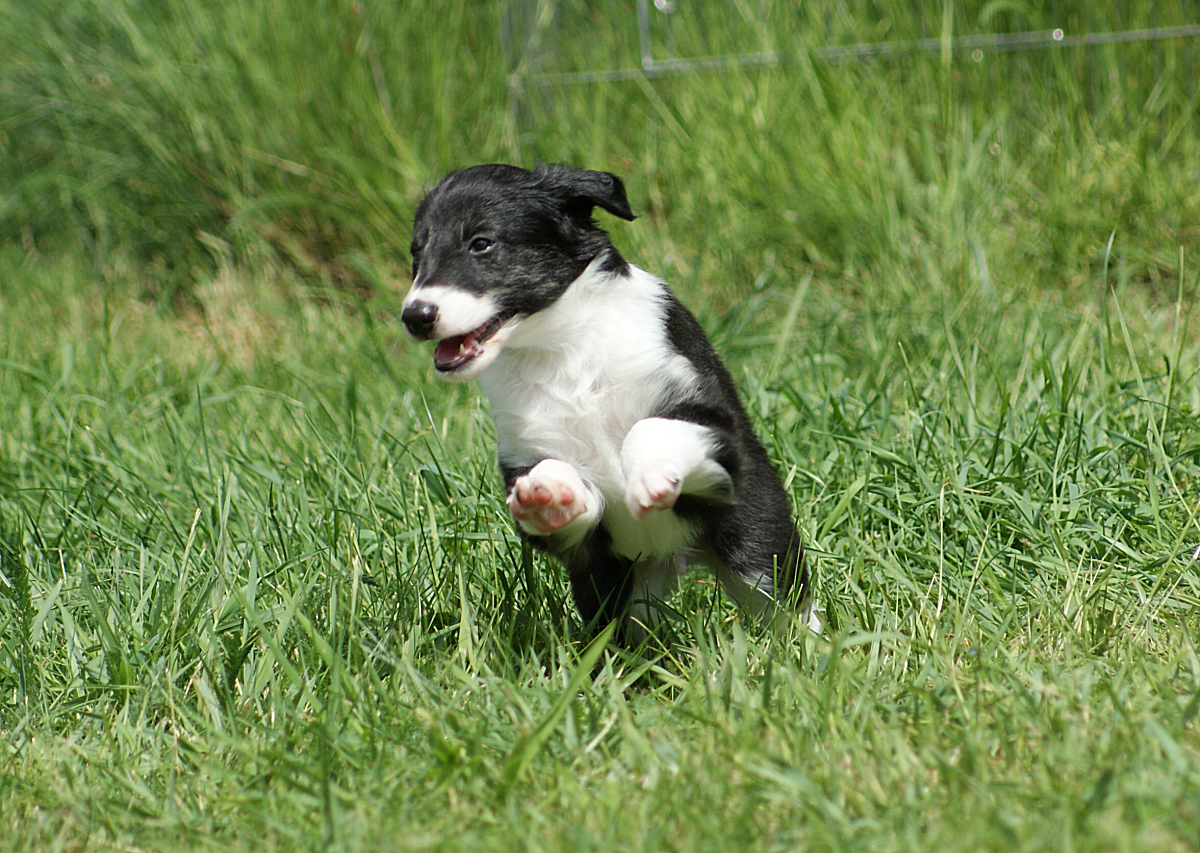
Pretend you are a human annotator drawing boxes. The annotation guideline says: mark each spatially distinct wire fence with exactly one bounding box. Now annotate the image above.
[506,0,1200,90]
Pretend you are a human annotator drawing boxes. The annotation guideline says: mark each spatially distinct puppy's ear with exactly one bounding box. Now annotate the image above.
[536,164,637,222]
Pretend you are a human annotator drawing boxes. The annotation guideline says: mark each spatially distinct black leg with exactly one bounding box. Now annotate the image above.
[760,534,809,600]
[567,549,635,637]
[699,479,808,611]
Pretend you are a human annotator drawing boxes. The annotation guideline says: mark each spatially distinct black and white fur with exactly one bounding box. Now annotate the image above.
[402,163,817,640]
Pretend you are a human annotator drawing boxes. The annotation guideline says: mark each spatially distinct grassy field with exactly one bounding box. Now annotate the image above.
[2,1,1199,850]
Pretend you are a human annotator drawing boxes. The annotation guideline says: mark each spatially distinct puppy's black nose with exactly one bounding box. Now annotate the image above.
[402,300,438,339]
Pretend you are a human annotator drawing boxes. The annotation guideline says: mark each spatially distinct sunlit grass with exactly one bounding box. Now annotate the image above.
[2,1,1199,851]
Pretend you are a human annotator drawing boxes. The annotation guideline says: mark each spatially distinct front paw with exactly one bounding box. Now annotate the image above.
[625,465,683,519]
[507,460,588,535]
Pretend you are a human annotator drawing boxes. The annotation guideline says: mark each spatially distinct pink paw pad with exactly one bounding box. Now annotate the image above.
[628,469,682,518]
[507,474,584,534]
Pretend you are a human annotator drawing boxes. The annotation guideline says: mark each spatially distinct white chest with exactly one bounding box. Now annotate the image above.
[476,265,700,559]
[482,333,686,492]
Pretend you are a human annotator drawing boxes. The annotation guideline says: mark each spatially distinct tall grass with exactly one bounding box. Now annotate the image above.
[3,0,1198,300]
[1,0,508,289]
[1,1,1199,851]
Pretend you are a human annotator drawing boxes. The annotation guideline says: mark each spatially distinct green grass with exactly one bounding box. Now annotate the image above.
[2,1,1200,851]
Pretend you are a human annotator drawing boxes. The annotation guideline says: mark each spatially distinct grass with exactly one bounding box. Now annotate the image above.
[2,1,1200,851]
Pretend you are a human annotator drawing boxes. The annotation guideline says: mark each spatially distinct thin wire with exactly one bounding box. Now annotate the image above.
[511,24,1200,89]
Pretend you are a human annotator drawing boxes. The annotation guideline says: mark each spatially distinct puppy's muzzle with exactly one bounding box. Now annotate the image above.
[402,300,438,339]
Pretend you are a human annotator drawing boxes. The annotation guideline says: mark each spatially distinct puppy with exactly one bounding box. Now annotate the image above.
[402,163,816,640]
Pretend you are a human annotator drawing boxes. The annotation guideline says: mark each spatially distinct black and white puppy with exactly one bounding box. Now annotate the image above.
[402,163,818,640]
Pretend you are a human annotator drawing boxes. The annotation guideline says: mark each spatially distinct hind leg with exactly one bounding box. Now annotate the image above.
[710,512,820,633]
[568,550,635,637]
[624,555,688,642]
[568,550,690,644]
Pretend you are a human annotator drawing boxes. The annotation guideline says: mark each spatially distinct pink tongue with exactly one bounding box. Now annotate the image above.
[435,335,466,363]
[434,331,483,369]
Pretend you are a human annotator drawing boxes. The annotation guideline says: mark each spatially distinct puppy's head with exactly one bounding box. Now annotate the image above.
[402,163,635,380]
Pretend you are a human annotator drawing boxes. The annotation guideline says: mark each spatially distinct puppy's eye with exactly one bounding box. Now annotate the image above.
[469,237,494,254]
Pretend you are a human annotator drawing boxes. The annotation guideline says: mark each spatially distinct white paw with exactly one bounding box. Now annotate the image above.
[507,460,588,536]
[625,464,684,519]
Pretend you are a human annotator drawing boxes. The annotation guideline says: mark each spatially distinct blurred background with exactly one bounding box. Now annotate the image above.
[3,0,1197,312]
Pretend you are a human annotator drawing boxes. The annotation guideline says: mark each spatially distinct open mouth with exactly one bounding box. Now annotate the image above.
[433,316,505,372]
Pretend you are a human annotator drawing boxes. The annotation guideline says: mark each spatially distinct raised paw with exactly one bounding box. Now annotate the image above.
[507,460,588,536]
[625,465,683,519]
